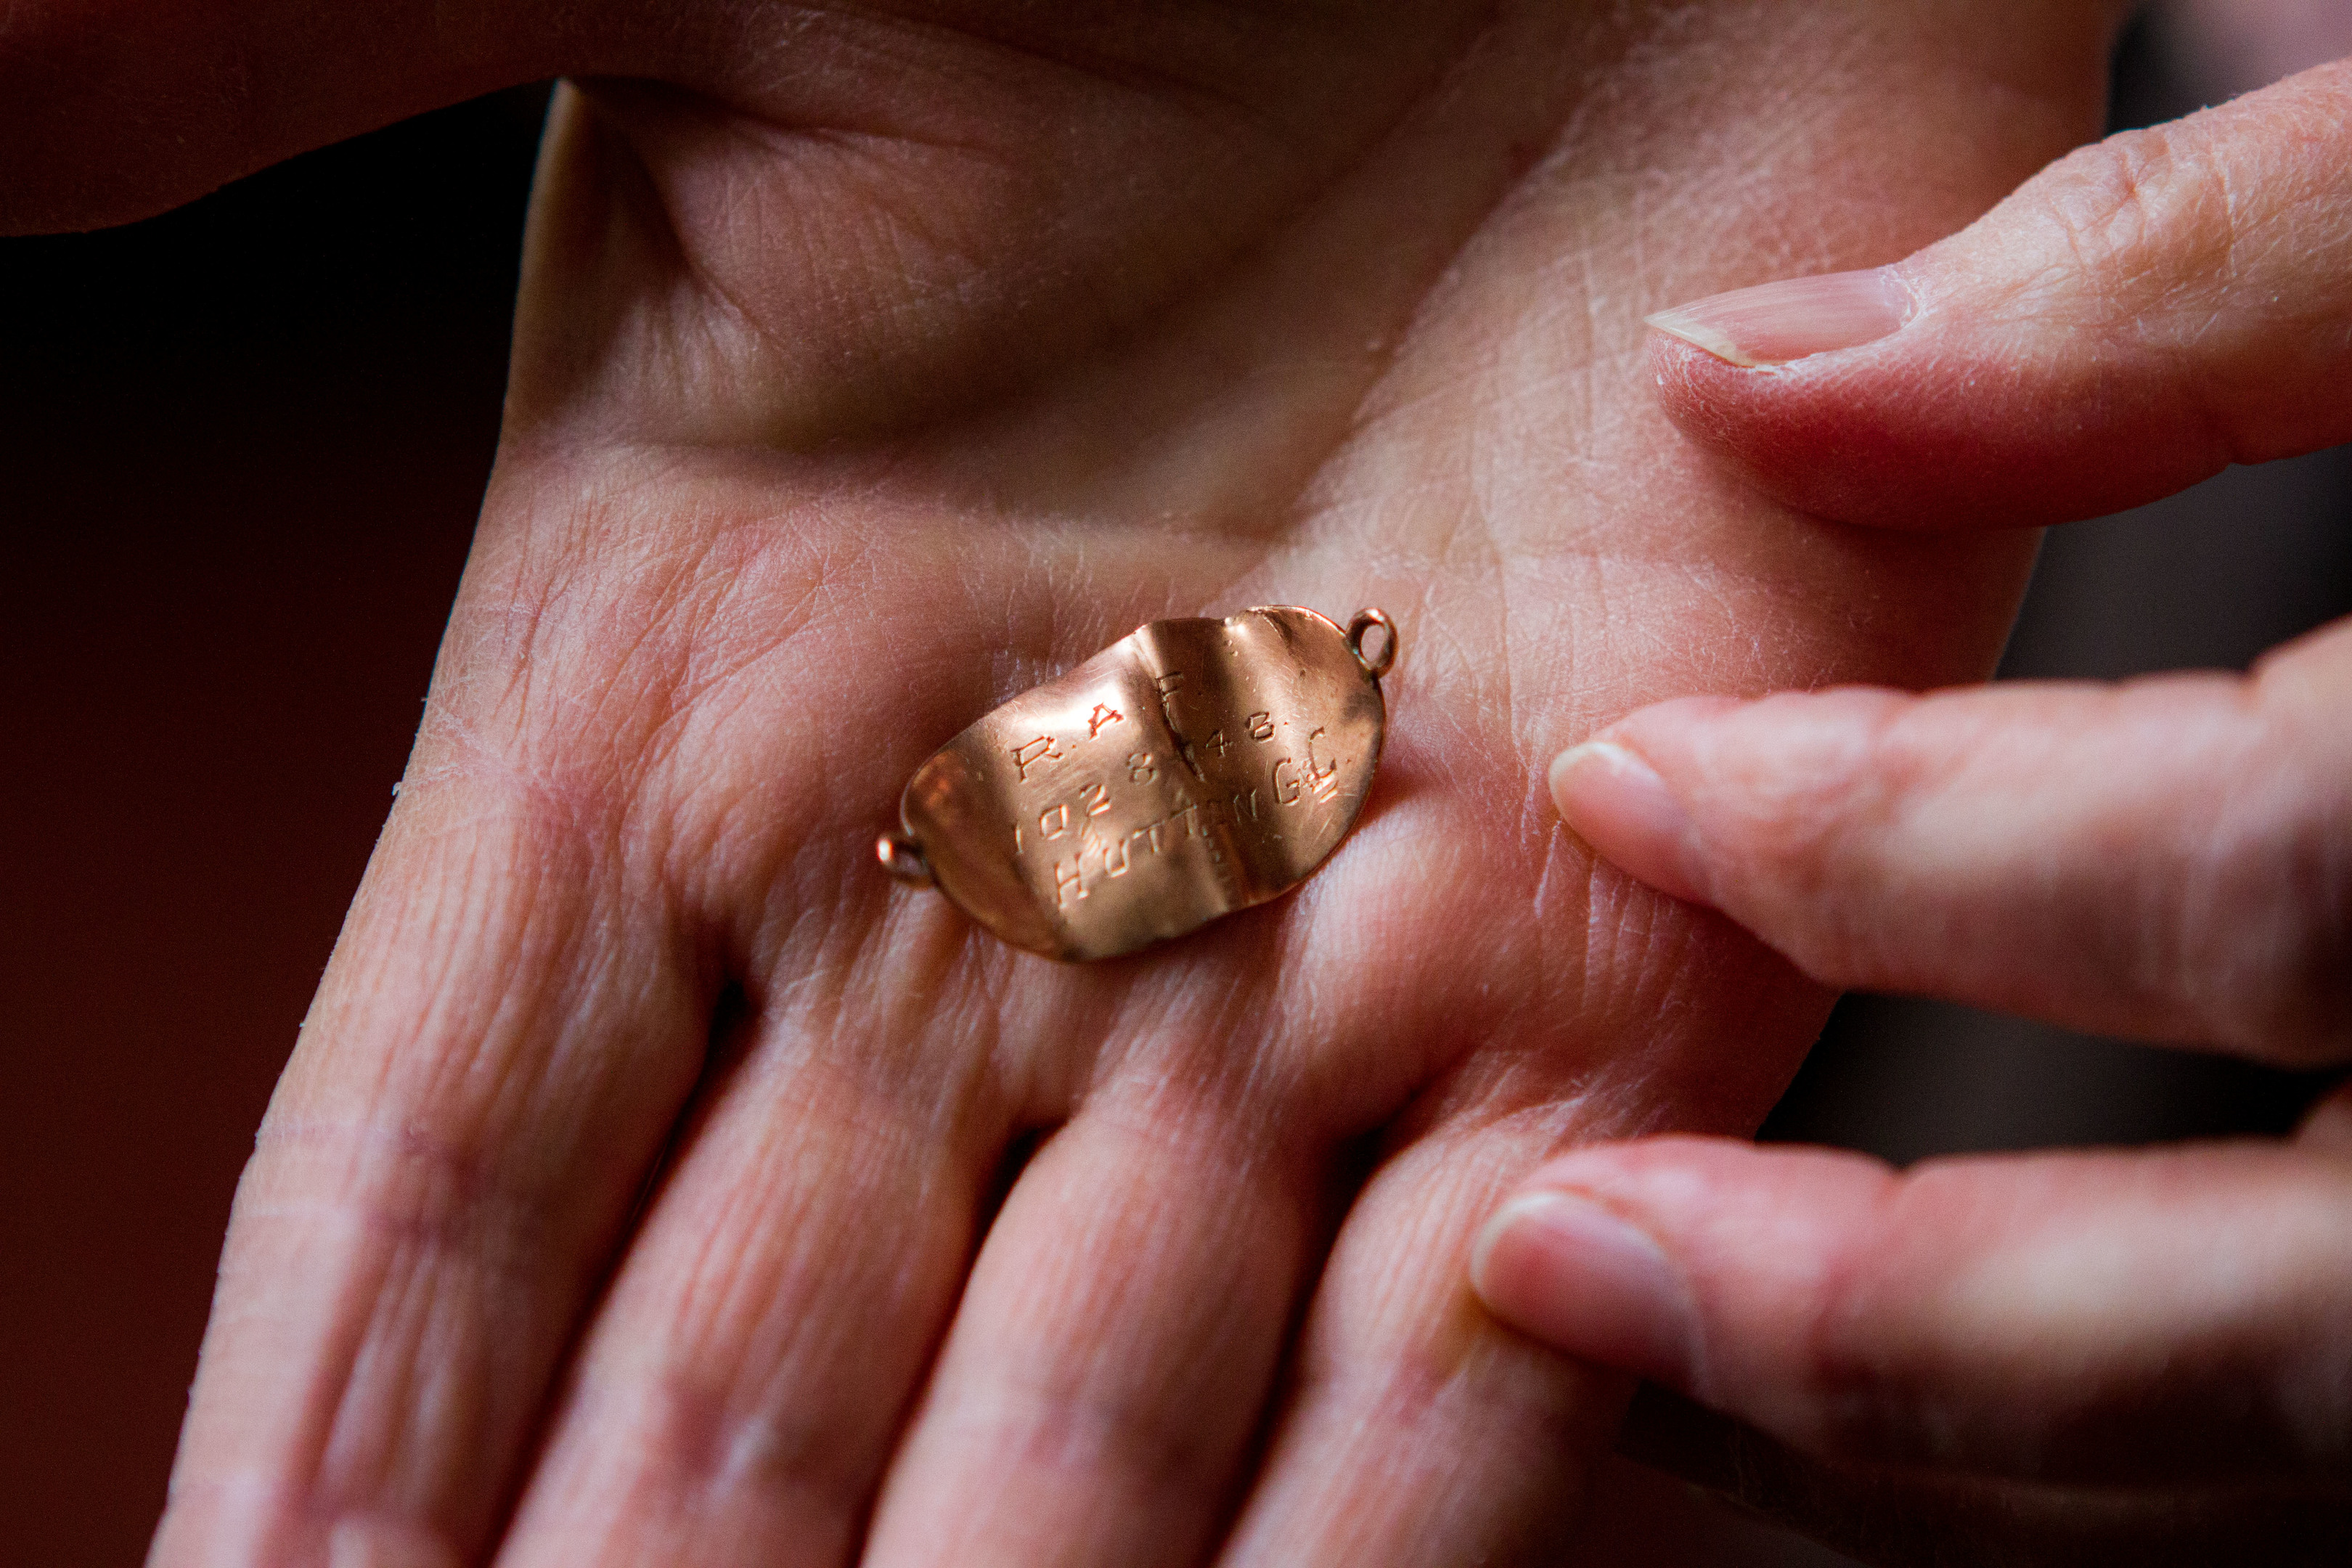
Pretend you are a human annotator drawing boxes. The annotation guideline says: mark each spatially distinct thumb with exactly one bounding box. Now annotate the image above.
[1472,1122,2352,1486]
[1646,57,2352,529]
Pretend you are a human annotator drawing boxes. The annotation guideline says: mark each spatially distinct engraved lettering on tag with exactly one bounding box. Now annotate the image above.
[891,605,1394,960]
[1197,797,1228,862]
[1304,727,1342,803]
[1011,735,1062,780]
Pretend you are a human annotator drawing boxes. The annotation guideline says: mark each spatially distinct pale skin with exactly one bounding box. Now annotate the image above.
[1478,47,2352,1564]
[3,3,2136,1563]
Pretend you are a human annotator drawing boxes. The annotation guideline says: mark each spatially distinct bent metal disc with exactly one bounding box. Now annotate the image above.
[878,606,1397,961]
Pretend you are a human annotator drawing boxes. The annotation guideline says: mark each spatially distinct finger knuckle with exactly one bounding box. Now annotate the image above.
[624,1376,873,1540]
[2247,859,2351,1058]
[1787,1260,1935,1461]
[2019,123,2229,308]
[248,1114,552,1278]
[1726,693,1923,989]
[1779,1163,1996,1468]
[2179,794,2352,1063]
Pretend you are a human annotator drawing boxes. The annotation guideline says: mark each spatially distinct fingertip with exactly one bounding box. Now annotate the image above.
[1645,267,1914,370]
[1471,1189,1699,1385]
[1545,697,1761,906]
[1546,739,1713,906]
[1646,311,1764,369]
[1646,68,2352,529]
[1468,1191,1548,1298]
[1646,329,1769,451]
[1646,322,1950,530]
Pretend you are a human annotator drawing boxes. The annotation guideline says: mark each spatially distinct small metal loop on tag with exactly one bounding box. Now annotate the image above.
[875,832,934,888]
[882,605,1397,961]
[1346,608,1397,680]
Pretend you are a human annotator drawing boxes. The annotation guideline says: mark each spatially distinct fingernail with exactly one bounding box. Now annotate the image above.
[1471,1191,1697,1382]
[1646,266,1914,368]
[1548,742,1711,906]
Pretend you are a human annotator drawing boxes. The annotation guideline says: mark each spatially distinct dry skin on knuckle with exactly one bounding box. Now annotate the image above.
[1987,84,2352,458]
[2011,121,2224,319]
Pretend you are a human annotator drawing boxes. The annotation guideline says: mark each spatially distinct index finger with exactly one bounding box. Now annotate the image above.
[1550,619,2352,1063]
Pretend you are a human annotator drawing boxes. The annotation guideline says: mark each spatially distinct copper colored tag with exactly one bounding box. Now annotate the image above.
[878,606,1397,961]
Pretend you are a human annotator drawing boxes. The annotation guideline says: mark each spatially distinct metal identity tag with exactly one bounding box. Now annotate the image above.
[878,607,1398,961]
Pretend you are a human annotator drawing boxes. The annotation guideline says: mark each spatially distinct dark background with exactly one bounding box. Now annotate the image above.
[3,10,2345,1564]
[2,87,548,1560]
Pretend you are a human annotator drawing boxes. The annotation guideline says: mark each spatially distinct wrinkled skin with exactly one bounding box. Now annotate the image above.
[1479,41,2352,1564]
[7,1,2120,1562]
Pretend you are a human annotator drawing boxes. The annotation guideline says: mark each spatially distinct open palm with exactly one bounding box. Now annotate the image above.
[25,2,2121,1562]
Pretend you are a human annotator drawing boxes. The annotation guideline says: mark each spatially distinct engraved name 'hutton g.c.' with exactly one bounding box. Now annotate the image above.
[879,606,1397,961]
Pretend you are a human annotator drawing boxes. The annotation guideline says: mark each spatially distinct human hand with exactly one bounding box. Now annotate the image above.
[1,4,2131,1564]
[1475,56,2352,1564]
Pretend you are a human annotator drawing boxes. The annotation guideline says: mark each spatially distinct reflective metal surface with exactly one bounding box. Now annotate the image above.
[885,606,1395,960]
